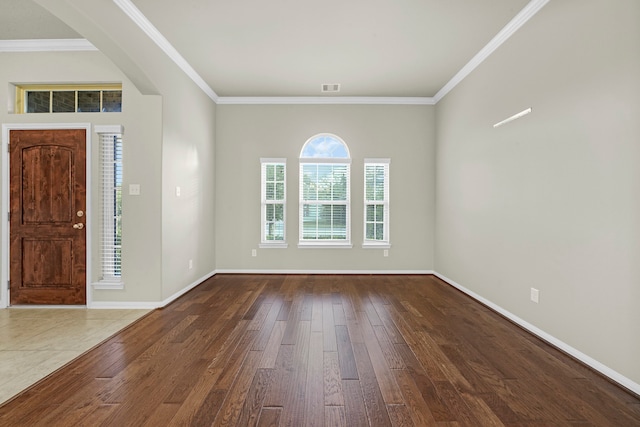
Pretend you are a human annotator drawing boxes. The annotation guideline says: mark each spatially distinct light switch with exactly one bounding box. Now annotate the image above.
[176,186,181,197]
[129,184,141,195]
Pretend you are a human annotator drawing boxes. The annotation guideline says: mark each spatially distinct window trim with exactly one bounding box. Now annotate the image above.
[93,125,124,289]
[362,158,390,249]
[260,158,288,249]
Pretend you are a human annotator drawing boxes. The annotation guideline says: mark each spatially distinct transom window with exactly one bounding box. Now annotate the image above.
[299,134,352,247]
[15,84,122,114]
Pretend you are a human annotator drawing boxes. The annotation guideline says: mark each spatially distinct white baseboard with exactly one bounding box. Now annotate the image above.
[432,271,640,396]
[88,270,216,310]
[160,270,216,307]
[88,301,161,309]
[214,269,434,275]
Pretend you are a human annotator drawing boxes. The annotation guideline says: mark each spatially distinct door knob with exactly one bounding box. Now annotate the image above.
[73,223,84,229]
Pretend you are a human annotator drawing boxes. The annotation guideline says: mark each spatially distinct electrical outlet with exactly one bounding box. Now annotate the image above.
[530,288,539,303]
[251,249,257,257]
[383,249,389,257]
[129,184,140,195]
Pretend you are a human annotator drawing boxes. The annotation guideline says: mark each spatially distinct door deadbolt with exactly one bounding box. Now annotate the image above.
[77,210,84,217]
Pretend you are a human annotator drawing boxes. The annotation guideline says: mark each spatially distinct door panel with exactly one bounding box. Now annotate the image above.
[9,129,86,305]
[22,239,73,286]
[22,146,74,224]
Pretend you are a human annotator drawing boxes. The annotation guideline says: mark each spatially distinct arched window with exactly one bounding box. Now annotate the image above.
[299,134,352,247]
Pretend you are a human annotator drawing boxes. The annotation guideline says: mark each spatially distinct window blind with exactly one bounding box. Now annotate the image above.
[260,159,286,246]
[97,130,123,282]
[299,163,350,242]
[298,133,352,247]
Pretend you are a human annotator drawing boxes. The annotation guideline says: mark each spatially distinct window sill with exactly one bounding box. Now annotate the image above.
[298,242,353,249]
[92,280,124,290]
[259,242,289,249]
[362,242,391,249]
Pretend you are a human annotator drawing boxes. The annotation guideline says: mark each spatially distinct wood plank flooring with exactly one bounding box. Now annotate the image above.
[0,308,150,405]
[0,274,638,426]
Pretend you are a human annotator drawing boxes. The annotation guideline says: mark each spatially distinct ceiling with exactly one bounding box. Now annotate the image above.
[0,0,537,100]
[0,1,79,40]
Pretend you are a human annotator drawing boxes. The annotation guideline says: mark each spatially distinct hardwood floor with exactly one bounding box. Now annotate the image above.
[0,308,150,405]
[0,274,638,426]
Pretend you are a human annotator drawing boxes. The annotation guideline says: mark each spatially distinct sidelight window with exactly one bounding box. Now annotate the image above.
[95,125,123,287]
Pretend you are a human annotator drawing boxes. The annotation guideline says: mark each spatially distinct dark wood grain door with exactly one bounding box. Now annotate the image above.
[9,129,86,305]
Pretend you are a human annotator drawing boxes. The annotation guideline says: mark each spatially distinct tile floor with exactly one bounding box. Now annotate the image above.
[0,308,150,405]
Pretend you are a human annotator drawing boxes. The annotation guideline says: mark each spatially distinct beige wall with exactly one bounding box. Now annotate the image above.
[157,63,217,301]
[0,34,218,306]
[27,0,219,303]
[215,104,435,271]
[435,0,640,385]
[5,0,637,392]
[0,50,163,303]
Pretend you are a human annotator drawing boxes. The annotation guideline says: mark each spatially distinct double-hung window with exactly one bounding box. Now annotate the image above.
[299,134,352,248]
[260,159,287,247]
[94,125,124,288]
[363,159,390,247]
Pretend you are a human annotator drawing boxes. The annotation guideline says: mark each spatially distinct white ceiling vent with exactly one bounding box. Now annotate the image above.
[321,83,340,93]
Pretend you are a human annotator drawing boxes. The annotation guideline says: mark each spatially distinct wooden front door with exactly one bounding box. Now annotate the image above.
[9,129,86,305]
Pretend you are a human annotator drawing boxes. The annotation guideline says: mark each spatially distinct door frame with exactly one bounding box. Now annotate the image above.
[1,123,92,308]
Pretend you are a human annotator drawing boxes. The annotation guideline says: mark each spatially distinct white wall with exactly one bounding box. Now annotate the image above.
[215,104,435,272]
[435,0,640,386]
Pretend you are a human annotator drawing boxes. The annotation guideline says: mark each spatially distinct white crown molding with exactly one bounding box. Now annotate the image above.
[8,1,547,105]
[220,0,549,105]
[433,0,550,103]
[0,39,97,52]
[433,271,640,397]
[113,0,548,106]
[112,0,219,102]
[216,96,436,106]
